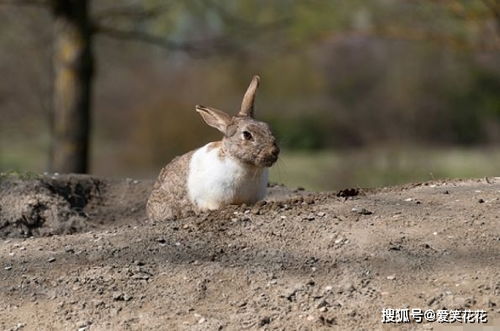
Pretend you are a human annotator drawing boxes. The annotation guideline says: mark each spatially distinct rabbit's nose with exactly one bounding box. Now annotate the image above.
[270,145,280,157]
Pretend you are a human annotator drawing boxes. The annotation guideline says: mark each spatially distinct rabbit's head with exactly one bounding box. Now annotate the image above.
[196,75,279,168]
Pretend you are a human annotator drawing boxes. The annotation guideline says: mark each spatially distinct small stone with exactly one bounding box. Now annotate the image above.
[251,207,261,215]
[344,283,356,292]
[478,198,485,203]
[317,211,326,217]
[304,197,315,204]
[259,316,271,326]
[337,188,359,198]
[12,323,26,331]
[387,274,396,280]
[48,257,56,263]
[198,317,206,324]
[93,300,104,308]
[131,272,151,280]
[486,298,496,308]
[352,207,373,215]
[428,295,441,306]
[77,320,91,328]
[256,200,267,207]
[347,309,357,317]
[4,266,12,270]
[113,292,132,301]
[317,299,329,308]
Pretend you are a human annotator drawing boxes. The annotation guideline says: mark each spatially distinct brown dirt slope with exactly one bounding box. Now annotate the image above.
[0,174,499,330]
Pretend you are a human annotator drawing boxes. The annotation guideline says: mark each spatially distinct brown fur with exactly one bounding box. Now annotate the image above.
[146,150,195,221]
[205,141,227,160]
[222,117,279,168]
[205,141,221,152]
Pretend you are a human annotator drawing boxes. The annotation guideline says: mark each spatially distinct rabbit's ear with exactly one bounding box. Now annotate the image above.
[196,105,232,134]
[238,75,260,118]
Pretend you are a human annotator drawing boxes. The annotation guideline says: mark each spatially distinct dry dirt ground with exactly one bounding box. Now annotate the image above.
[0,174,499,330]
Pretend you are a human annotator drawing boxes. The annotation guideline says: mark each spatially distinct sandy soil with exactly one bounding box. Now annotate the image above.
[0,174,499,330]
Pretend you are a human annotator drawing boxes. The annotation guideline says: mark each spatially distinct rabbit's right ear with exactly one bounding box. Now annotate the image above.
[196,105,232,134]
[238,75,260,118]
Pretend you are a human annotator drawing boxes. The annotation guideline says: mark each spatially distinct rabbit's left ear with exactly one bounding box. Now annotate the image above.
[196,105,232,134]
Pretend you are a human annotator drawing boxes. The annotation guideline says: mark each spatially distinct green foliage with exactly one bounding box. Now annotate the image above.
[268,116,326,150]
[445,67,500,144]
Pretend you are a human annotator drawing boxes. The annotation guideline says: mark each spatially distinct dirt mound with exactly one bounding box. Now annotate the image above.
[0,174,149,238]
[0,175,499,330]
[0,174,319,239]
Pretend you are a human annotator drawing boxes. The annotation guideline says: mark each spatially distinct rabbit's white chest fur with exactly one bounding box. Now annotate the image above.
[187,143,268,210]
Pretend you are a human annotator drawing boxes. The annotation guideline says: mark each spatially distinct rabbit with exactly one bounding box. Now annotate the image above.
[146,75,280,221]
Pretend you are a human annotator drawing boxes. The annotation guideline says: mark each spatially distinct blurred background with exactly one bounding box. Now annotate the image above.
[1,0,499,191]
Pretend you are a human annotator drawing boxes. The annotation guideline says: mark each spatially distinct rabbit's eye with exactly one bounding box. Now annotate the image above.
[242,131,253,141]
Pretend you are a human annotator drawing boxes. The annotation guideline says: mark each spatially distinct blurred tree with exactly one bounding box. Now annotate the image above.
[0,0,279,173]
[0,0,94,173]
[51,0,93,173]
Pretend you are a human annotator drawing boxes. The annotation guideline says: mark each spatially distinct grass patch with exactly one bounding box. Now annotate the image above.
[270,146,500,191]
[2,138,499,191]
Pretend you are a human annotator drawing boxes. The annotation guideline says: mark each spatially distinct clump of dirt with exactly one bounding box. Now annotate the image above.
[0,174,149,238]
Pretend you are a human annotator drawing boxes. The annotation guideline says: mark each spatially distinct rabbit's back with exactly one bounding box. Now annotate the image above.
[146,150,195,221]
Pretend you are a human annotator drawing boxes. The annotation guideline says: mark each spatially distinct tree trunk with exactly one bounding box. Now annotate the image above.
[50,0,94,173]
